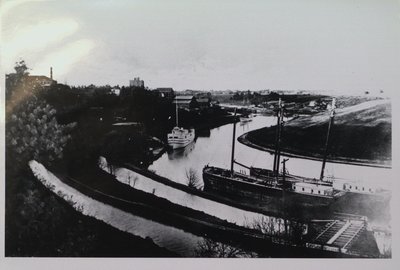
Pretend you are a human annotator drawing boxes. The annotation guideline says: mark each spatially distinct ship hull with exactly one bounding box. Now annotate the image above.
[168,138,194,149]
[203,167,337,209]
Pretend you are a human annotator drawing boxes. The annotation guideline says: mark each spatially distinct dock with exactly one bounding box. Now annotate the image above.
[303,212,381,257]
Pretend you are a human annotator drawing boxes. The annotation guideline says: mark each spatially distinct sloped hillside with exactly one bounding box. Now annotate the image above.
[242,98,391,167]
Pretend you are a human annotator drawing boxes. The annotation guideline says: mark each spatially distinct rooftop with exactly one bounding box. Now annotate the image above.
[175,95,195,100]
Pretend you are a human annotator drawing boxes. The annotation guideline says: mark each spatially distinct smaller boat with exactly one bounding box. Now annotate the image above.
[168,96,195,149]
[240,114,253,123]
[167,127,195,149]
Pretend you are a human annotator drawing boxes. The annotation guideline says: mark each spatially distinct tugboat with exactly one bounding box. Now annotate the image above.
[167,96,195,149]
[203,99,344,207]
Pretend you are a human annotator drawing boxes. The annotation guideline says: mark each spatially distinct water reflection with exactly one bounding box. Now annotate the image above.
[168,141,196,160]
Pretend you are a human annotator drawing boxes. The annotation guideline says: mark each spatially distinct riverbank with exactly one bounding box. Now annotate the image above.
[5,169,176,257]
[50,162,379,258]
[238,133,390,168]
[50,166,290,257]
[124,161,333,221]
[102,159,382,257]
[239,99,391,168]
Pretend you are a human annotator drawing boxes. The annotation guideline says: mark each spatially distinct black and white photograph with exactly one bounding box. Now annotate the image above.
[1,0,398,266]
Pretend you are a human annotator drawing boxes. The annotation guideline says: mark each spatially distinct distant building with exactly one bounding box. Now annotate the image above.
[196,97,211,110]
[173,95,198,111]
[210,100,220,108]
[154,88,174,99]
[6,66,58,102]
[129,77,145,88]
[266,100,279,109]
[259,90,271,96]
[24,66,57,88]
[120,77,145,97]
[25,75,56,87]
[111,88,120,96]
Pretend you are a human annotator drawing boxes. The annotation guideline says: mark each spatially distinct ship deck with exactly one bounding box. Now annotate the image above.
[204,166,343,197]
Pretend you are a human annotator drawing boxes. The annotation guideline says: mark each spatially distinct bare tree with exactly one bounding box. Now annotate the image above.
[195,239,256,258]
[185,168,201,189]
[250,216,279,236]
[250,216,306,244]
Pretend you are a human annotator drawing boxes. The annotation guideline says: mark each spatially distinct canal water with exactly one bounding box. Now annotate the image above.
[29,160,205,256]
[149,115,392,227]
[99,156,290,231]
[150,115,392,191]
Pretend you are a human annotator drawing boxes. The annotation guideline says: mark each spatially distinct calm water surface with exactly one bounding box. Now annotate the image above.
[150,115,392,190]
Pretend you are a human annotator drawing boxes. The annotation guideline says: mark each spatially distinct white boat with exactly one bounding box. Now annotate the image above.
[167,96,195,149]
[167,127,195,149]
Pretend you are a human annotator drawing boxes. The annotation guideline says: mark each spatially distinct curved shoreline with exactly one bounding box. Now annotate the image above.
[238,133,391,169]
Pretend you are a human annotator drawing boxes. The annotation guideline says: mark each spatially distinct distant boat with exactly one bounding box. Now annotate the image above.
[240,114,253,123]
[167,96,195,149]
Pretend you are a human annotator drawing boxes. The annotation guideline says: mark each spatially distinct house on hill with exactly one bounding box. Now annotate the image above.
[173,95,198,111]
[6,73,56,96]
[25,75,56,87]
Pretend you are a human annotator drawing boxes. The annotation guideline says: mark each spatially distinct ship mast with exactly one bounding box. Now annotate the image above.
[273,98,284,177]
[230,108,237,176]
[175,95,179,127]
[320,98,336,181]
[281,158,289,237]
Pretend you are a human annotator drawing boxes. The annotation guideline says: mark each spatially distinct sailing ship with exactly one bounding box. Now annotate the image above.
[203,98,344,207]
[246,99,391,202]
[167,96,195,149]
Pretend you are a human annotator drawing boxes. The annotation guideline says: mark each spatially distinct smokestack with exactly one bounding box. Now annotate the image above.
[50,67,53,80]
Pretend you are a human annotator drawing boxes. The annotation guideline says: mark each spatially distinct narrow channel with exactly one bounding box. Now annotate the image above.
[29,160,205,257]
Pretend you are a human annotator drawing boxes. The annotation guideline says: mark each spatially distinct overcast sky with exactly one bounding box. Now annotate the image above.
[1,0,399,94]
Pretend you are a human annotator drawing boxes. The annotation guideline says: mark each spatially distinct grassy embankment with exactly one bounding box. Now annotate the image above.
[240,98,391,167]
